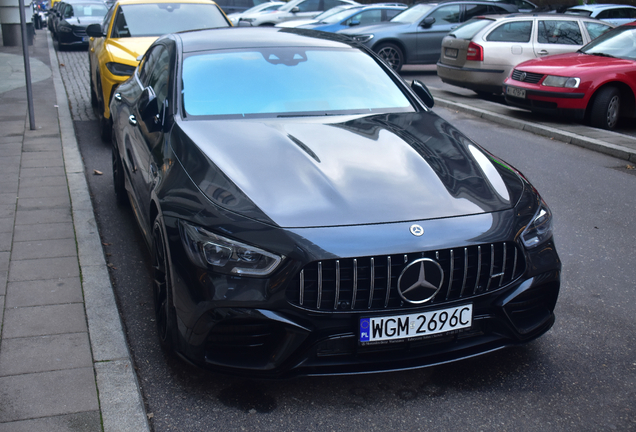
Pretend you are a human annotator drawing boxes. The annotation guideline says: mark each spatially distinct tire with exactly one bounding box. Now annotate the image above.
[111,143,128,206]
[589,86,620,130]
[89,57,98,107]
[95,73,112,142]
[375,43,403,72]
[152,215,179,351]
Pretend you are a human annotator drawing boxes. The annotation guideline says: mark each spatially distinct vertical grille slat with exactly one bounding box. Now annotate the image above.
[288,242,525,312]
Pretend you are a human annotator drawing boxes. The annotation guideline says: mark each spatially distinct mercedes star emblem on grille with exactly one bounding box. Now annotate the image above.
[397,258,444,304]
[410,224,424,236]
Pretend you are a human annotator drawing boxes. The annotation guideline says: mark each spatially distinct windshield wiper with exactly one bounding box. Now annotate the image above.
[586,52,617,58]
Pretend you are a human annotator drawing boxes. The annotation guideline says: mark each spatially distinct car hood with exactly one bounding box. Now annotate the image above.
[516,51,636,73]
[173,112,522,228]
[106,37,158,65]
[64,16,103,27]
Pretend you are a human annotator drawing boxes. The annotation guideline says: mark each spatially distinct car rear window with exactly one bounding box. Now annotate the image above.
[182,48,415,118]
[486,20,532,42]
[111,3,229,38]
[448,18,493,39]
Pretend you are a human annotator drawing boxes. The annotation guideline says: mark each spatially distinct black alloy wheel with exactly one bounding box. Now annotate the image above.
[111,142,127,206]
[152,215,178,351]
[375,43,404,72]
[590,86,620,130]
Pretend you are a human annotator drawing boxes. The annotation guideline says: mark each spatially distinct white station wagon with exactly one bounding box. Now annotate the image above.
[436,13,613,95]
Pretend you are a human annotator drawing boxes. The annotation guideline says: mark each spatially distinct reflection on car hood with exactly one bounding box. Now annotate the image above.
[106,37,157,65]
[64,16,103,27]
[517,52,636,73]
[174,112,522,228]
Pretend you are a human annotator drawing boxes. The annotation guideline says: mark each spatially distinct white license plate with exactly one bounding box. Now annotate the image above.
[359,304,472,343]
[506,86,526,99]
[445,48,458,58]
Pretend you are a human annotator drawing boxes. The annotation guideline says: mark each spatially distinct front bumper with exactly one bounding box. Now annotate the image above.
[503,83,588,121]
[164,211,560,378]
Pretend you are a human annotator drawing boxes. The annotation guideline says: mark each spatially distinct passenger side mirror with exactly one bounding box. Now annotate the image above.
[291,6,299,13]
[85,23,104,37]
[420,17,435,28]
[139,87,162,133]
[411,80,434,108]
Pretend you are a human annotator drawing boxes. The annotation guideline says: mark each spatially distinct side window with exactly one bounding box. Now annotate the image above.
[630,9,636,18]
[596,10,610,19]
[464,4,490,21]
[102,4,115,33]
[427,5,461,25]
[345,10,382,26]
[147,47,171,105]
[111,6,130,38]
[324,0,346,10]
[385,9,402,20]
[585,21,611,40]
[487,5,509,14]
[486,20,532,42]
[538,20,583,45]
[296,0,321,12]
[64,5,73,18]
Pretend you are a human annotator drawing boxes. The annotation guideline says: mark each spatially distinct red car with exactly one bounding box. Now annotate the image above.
[503,22,636,130]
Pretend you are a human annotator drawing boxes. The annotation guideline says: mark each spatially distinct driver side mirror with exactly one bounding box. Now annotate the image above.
[411,80,434,109]
[86,23,104,37]
[420,17,435,28]
[291,6,299,13]
[349,19,360,26]
[138,87,162,132]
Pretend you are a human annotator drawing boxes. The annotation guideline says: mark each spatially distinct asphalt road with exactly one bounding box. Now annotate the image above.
[74,89,636,430]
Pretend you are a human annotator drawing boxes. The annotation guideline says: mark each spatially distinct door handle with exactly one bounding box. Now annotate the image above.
[128,114,137,126]
[114,93,122,102]
[538,50,549,56]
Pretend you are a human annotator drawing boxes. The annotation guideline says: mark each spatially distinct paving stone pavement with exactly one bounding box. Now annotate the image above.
[56,49,96,121]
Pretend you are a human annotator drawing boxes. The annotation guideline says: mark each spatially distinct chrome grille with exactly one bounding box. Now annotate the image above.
[511,69,543,84]
[287,242,525,312]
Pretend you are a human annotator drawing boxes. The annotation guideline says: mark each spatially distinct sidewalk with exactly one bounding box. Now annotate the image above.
[0,29,148,431]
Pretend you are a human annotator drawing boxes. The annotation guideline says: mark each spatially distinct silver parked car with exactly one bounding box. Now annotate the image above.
[437,13,613,95]
[240,0,358,26]
[565,4,636,27]
[339,1,518,72]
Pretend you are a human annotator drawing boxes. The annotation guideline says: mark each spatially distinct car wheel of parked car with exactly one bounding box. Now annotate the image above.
[96,73,112,142]
[590,86,620,130]
[111,142,128,206]
[152,215,178,351]
[375,43,403,72]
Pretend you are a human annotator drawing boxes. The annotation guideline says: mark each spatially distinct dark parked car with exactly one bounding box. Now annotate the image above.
[110,27,560,377]
[338,0,518,71]
[51,0,109,49]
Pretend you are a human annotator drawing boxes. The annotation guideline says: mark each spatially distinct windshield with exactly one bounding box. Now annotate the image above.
[243,2,282,15]
[449,18,494,39]
[581,25,636,60]
[391,4,433,23]
[111,3,229,37]
[318,6,363,23]
[182,47,414,118]
[66,3,108,18]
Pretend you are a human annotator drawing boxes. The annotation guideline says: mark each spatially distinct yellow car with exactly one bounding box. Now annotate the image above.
[87,0,231,140]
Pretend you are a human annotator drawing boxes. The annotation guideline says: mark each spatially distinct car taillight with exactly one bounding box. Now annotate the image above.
[466,42,483,62]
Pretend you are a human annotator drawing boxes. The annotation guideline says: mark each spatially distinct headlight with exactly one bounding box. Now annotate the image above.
[105,62,136,77]
[58,25,72,32]
[542,75,580,88]
[521,201,553,248]
[352,34,373,43]
[179,220,284,277]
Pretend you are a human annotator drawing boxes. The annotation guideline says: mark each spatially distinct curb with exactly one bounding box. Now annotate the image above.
[47,32,150,432]
[432,95,636,163]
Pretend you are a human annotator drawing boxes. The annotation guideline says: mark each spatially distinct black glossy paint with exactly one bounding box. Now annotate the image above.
[110,27,561,377]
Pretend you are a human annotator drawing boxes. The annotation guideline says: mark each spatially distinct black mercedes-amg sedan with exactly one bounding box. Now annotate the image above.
[109,27,561,377]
